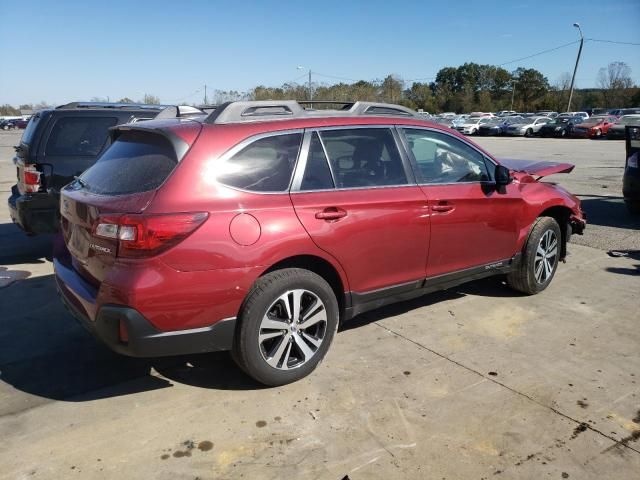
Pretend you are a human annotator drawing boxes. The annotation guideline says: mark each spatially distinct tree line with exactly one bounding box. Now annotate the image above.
[2,61,637,116]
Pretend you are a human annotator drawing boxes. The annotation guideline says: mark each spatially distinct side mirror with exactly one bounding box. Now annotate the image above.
[495,164,512,186]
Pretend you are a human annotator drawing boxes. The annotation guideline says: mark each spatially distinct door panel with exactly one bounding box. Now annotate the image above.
[400,127,522,277]
[422,183,521,277]
[290,187,430,293]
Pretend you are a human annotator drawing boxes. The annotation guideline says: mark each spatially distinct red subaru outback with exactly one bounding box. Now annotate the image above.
[54,101,586,386]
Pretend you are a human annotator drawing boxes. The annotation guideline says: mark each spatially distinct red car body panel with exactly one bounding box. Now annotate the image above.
[54,111,586,353]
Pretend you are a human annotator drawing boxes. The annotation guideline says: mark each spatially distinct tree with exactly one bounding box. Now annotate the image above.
[0,104,20,115]
[512,68,549,111]
[597,61,634,107]
[117,97,135,103]
[380,75,404,103]
[141,94,161,105]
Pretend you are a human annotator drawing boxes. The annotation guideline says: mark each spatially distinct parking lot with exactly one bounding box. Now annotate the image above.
[0,129,638,479]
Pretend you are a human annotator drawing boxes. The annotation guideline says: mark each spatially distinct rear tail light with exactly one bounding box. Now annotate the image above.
[94,212,208,258]
[20,164,42,193]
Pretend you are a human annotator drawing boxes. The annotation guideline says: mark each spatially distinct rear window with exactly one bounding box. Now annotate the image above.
[79,131,177,195]
[20,113,41,145]
[46,116,118,156]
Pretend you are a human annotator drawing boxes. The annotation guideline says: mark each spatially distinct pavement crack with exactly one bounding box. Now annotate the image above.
[373,321,640,456]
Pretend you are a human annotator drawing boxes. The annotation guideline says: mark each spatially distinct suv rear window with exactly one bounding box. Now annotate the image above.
[46,116,118,156]
[20,113,41,146]
[80,131,177,195]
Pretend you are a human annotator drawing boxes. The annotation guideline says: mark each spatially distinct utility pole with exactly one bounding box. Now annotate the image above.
[567,23,584,112]
[203,84,208,106]
[510,82,516,111]
[297,66,313,108]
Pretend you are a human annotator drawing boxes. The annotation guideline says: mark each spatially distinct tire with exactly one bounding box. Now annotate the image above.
[626,200,640,215]
[560,129,567,138]
[594,129,602,138]
[232,268,339,386]
[507,217,561,295]
[525,128,533,137]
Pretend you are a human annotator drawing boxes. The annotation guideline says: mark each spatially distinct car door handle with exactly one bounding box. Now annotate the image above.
[315,207,347,220]
[432,202,455,213]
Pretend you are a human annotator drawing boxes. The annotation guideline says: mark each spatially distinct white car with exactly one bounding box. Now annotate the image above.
[454,117,491,135]
[504,116,551,137]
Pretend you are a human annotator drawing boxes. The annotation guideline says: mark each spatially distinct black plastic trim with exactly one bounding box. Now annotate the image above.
[57,286,235,357]
[343,255,520,320]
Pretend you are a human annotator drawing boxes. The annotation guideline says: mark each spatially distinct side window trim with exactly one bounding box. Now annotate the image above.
[291,125,416,192]
[215,128,304,194]
[315,131,338,187]
[398,126,498,185]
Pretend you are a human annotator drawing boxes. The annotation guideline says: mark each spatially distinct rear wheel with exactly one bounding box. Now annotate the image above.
[507,217,561,295]
[594,129,602,138]
[232,268,339,386]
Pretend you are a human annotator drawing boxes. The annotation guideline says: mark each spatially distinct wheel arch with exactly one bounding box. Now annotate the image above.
[533,205,573,260]
[260,254,348,319]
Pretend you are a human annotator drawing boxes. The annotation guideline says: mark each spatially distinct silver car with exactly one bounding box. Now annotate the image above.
[505,116,551,137]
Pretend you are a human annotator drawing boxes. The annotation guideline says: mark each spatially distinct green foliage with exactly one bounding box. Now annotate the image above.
[141,94,161,105]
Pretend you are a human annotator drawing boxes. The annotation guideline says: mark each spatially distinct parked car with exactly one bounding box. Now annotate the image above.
[536,110,559,118]
[570,116,618,138]
[0,118,28,129]
[609,108,640,118]
[538,116,584,137]
[607,114,640,139]
[7,102,185,235]
[478,116,524,136]
[450,114,469,129]
[496,110,516,117]
[54,100,586,386]
[559,111,589,120]
[504,116,551,137]
[623,125,640,214]
[455,116,491,135]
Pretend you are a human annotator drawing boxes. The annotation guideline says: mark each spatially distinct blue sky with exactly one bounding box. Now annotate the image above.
[1,0,639,105]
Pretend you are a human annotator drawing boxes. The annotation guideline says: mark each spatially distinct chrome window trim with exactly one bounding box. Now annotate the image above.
[290,124,413,192]
[290,183,419,195]
[398,126,498,186]
[214,128,304,195]
[316,131,338,188]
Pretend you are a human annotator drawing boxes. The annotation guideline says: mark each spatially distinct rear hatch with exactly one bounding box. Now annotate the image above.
[59,123,202,286]
[14,112,45,195]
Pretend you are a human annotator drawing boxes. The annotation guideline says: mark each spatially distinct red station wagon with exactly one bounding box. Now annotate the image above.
[54,101,586,386]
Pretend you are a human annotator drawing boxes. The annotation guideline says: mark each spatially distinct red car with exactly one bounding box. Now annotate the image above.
[54,101,586,386]
[571,116,617,138]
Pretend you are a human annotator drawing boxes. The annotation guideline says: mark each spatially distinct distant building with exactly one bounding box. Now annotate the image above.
[20,109,35,117]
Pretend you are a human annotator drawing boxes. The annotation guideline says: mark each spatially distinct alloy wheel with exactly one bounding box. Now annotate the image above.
[258,289,328,370]
[534,229,558,284]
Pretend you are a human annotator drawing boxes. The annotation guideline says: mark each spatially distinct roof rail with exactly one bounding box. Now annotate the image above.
[204,100,416,124]
[56,102,168,110]
[154,105,207,119]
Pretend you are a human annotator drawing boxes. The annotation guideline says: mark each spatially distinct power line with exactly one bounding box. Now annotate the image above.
[497,40,582,67]
[313,72,360,82]
[587,38,640,46]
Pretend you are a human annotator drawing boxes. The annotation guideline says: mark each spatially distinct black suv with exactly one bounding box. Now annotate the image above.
[8,102,167,234]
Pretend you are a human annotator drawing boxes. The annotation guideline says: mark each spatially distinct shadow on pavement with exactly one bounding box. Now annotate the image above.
[0,274,261,404]
[606,249,640,276]
[578,196,640,230]
[341,275,520,332]
[0,222,53,265]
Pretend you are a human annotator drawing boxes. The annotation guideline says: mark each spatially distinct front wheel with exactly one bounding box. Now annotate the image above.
[507,217,561,295]
[594,129,602,138]
[626,200,640,215]
[525,128,533,137]
[232,268,339,386]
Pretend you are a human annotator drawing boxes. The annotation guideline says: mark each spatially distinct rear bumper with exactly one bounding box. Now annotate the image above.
[8,185,60,234]
[54,256,236,357]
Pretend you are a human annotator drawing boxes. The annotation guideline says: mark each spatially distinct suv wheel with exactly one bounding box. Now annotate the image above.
[232,268,339,386]
[507,217,561,295]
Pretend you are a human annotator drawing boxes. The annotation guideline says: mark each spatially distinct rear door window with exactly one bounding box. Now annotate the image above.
[80,131,177,195]
[319,128,408,188]
[45,116,118,156]
[217,132,302,192]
